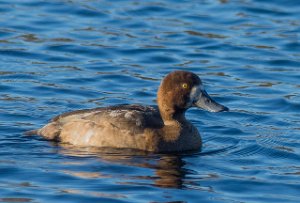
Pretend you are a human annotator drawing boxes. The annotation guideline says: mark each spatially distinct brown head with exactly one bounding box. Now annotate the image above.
[157,70,228,123]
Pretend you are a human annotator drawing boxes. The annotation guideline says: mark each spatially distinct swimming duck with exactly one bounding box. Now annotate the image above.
[27,70,228,152]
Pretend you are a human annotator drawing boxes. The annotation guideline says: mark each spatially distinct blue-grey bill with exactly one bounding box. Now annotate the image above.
[194,90,229,112]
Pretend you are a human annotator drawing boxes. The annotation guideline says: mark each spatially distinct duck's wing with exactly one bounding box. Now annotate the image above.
[28,104,164,140]
[53,104,163,128]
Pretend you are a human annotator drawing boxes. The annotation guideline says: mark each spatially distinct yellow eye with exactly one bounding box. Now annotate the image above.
[182,83,188,89]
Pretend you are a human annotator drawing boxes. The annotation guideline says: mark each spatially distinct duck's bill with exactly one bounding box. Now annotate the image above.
[193,89,229,112]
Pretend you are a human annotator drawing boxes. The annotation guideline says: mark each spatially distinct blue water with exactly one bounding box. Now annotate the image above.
[1,0,300,202]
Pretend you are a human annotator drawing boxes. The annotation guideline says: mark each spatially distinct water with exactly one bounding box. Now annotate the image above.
[1,0,300,202]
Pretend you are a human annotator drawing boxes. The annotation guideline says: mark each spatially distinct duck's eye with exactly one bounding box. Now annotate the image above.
[182,83,188,89]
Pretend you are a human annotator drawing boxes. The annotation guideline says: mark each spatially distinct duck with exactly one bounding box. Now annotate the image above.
[26,70,228,152]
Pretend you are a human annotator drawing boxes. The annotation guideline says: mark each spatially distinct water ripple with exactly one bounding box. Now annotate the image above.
[1,0,300,202]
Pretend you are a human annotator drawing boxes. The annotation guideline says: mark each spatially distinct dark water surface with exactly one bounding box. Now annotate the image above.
[1,0,300,202]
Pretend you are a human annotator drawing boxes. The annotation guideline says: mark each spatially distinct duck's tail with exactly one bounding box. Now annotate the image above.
[24,122,61,141]
[24,129,40,136]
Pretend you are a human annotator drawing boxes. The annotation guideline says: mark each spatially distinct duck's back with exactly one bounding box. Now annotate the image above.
[32,104,164,149]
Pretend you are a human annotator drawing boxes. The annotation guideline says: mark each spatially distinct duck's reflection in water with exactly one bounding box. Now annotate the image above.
[57,144,196,189]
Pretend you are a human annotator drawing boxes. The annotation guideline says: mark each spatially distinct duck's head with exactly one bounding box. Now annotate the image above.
[157,70,228,121]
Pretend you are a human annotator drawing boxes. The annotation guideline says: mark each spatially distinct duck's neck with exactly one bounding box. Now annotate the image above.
[157,106,188,142]
[157,85,187,125]
[159,106,187,125]
[157,93,188,142]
